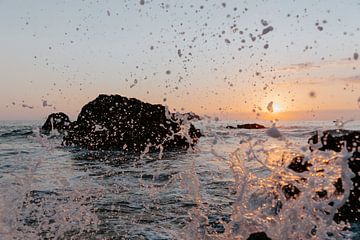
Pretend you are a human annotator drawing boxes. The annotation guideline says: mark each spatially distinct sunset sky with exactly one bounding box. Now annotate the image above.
[0,0,359,121]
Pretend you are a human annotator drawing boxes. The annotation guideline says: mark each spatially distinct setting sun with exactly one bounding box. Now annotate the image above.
[273,103,282,113]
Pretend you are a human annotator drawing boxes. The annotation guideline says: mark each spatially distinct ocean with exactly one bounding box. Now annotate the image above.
[0,119,359,239]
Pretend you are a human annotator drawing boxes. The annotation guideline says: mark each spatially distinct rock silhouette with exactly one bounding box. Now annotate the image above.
[41,112,71,132]
[308,130,360,223]
[283,130,359,223]
[226,123,265,129]
[43,94,201,152]
[180,112,201,121]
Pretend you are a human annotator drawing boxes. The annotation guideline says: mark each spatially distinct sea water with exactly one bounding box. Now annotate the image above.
[0,119,359,239]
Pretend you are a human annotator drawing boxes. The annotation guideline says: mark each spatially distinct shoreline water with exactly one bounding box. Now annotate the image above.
[0,119,359,239]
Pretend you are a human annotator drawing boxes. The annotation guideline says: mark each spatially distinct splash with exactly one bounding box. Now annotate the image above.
[0,129,100,239]
[176,120,358,239]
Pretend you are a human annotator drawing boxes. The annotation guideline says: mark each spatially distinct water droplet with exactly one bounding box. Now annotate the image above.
[262,26,274,35]
[261,19,269,26]
[354,52,359,60]
[267,101,273,112]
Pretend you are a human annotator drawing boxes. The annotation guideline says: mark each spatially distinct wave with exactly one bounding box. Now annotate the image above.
[0,128,34,138]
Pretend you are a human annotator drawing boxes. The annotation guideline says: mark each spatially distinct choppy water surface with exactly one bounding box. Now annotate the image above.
[0,120,359,239]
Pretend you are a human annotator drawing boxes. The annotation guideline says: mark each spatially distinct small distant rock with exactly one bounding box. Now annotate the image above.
[42,112,71,132]
[226,123,265,129]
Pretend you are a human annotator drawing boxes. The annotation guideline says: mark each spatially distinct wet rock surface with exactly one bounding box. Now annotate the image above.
[247,231,272,240]
[179,112,201,121]
[308,130,360,223]
[41,112,71,132]
[226,123,266,129]
[287,155,312,173]
[278,130,359,226]
[43,94,201,152]
[234,130,359,239]
[285,130,360,223]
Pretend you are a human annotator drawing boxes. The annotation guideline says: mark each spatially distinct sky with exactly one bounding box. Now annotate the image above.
[0,0,359,121]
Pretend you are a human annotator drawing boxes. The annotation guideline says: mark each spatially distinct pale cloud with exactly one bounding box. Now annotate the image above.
[273,78,324,87]
[273,74,360,87]
[277,58,357,73]
[340,75,360,83]
[278,62,320,72]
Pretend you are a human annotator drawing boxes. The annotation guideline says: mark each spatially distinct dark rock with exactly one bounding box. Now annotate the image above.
[282,183,300,200]
[287,155,312,173]
[308,130,360,223]
[61,94,201,152]
[226,123,266,129]
[181,112,201,121]
[316,190,328,198]
[309,129,360,153]
[41,112,71,132]
[247,232,272,240]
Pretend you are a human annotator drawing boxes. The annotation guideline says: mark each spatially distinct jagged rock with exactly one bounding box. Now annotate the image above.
[41,112,71,132]
[308,129,360,153]
[287,155,312,173]
[247,232,272,240]
[60,94,201,152]
[308,130,360,223]
[282,130,360,223]
[181,112,201,121]
[226,123,266,129]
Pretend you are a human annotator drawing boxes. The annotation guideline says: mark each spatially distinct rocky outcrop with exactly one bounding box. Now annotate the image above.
[226,123,265,129]
[284,130,359,223]
[308,129,359,153]
[48,94,201,152]
[308,130,360,223]
[41,112,71,132]
[181,112,201,121]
